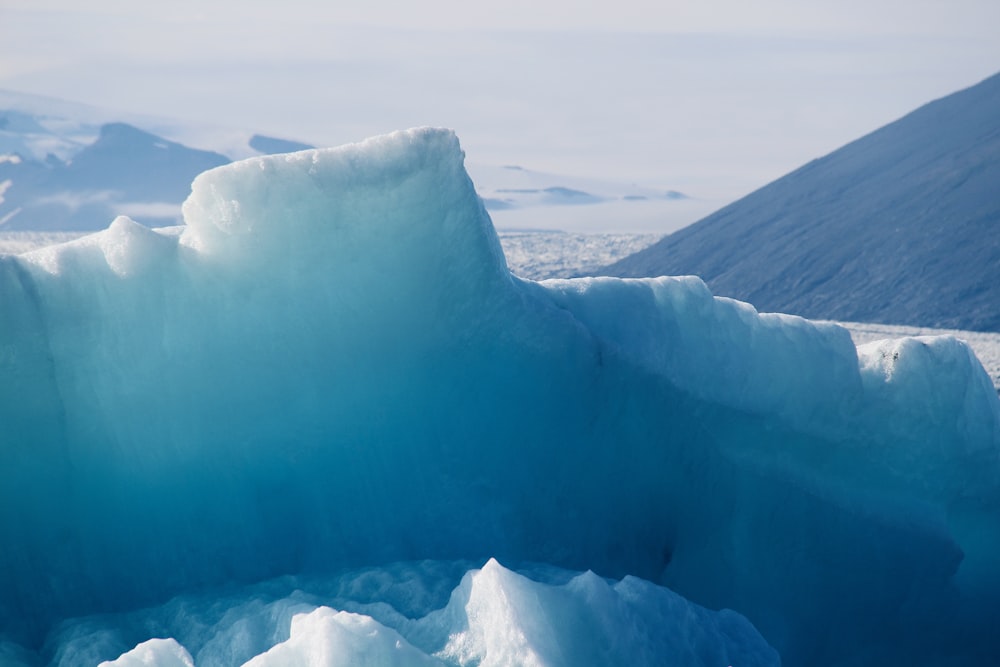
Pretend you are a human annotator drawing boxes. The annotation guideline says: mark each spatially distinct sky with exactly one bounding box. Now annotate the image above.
[2,0,999,209]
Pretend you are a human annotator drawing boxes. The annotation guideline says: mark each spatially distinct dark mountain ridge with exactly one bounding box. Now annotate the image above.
[603,72,1000,332]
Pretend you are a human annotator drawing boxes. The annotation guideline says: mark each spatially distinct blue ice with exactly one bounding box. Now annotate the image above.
[1,128,998,666]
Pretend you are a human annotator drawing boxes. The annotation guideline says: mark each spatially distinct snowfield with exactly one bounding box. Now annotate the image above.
[497,230,660,279]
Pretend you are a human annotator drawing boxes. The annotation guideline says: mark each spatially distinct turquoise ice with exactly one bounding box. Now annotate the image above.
[1,128,998,666]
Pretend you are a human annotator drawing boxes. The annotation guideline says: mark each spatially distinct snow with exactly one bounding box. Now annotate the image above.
[99,639,195,667]
[42,559,776,667]
[0,230,87,254]
[427,559,776,667]
[1,128,999,665]
[244,608,442,667]
[839,321,1000,394]
[498,231,660,279]
[239,558,776,667]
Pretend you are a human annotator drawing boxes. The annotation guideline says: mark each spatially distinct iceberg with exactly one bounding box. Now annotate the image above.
[1,128,999,666]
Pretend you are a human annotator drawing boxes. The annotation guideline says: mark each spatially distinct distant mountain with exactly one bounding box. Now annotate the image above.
[602,72,1000,333]
[467,162,706,234]
[0,90,703,235]
[0,122,229,230]
[471,163,691,213]
[63,123,230,201]
[249,134,315,154]
[0,90,106,162]
[0,93,317,231]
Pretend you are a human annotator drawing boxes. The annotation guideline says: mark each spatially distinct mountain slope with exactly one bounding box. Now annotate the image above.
[602,72,1000,332]
[61,122,230,202]
[0,93,321,232]
[0,122,230,230]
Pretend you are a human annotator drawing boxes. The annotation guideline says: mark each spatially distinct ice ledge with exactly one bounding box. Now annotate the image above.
[181,128,467,245]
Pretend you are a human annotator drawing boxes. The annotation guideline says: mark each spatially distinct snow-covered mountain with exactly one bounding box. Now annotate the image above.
[0,122,232,230]
[602,71,1000,332]
[0,90,706,235]
[0,92,320,231]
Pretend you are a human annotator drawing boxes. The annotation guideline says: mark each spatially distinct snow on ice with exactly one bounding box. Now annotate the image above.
[1,129,999,666]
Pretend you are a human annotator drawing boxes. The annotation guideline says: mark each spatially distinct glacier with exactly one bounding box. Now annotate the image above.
[1,128,999,666]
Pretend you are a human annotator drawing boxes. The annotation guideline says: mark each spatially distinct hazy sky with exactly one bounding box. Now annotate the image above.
[2,0,999,202]
[5,0,999,35]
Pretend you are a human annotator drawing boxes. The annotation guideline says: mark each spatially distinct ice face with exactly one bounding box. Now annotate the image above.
[1,128,999,665]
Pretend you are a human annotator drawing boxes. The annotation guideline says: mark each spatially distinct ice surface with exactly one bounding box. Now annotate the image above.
[497,231,659,279]
[99,639,195,667]
[841,320,1000,393]
[51,559,776,667]
[242,607,442,667]
[427,559,776,667]
[0,231,88,255]
[3,231,1000,394]
[1,128,999,666]
[1,229,657,281]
